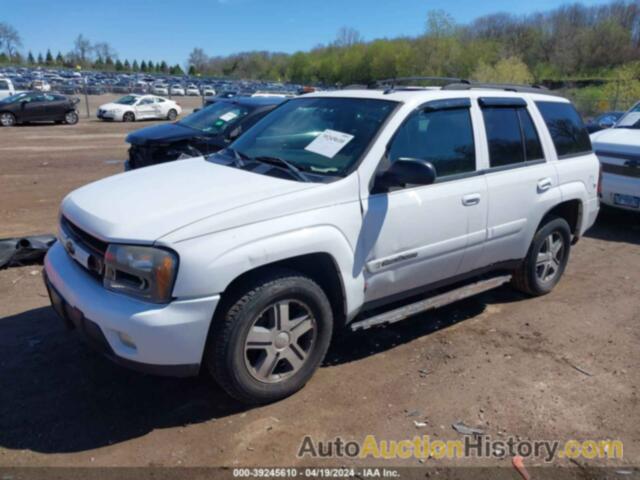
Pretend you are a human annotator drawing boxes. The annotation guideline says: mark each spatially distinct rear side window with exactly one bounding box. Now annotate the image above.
[482,107,544,168]
[0,80,8,90]
[388,107,476,178]
[536,101,591,158]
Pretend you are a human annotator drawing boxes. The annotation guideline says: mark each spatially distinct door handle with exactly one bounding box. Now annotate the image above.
[537,178,553,193]
[462,193,481,206]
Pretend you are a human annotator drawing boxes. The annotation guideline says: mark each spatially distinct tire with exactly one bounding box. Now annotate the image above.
[0,112,16,127]
[206,269,333,404]
[167,109,177,121]
[511,215,571,296]
[64,111,79,125]
[122,111,135,122]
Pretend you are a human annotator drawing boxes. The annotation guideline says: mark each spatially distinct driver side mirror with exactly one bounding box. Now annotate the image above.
[374,158,436,192]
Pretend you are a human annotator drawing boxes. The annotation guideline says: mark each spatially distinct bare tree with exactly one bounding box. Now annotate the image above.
[93,42,117,62]
[73,34,92,64]
[187,47,209,73]
[334,27,363,47]
[0,22,22,59]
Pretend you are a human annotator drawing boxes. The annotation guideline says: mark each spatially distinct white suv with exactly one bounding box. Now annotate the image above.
[44,82,600,403]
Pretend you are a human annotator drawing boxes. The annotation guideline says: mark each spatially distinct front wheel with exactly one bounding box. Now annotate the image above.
[206,269,333,404]
[512,216,571,296]
[64,111,79,125]
[167,109,177,121]
[0,112,16,127]
[122,111,135,122]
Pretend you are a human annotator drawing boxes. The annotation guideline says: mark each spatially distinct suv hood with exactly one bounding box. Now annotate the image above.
[591,128,640,153]
[62,158,317,243]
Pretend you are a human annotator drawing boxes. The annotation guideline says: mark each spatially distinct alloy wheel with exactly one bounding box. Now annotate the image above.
[536,231,565,283]
[244,299,316,383]
[0,113,15,126]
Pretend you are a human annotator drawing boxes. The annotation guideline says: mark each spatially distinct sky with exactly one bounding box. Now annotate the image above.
[3,0,615,66]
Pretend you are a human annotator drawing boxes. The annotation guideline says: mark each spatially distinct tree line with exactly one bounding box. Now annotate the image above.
[185,1,640,86]
[0,28,183,75]
[2,0,640,88]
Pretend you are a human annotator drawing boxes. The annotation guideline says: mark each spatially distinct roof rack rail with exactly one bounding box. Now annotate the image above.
[378,76,470,87]
[377,76,470,93]
[442,82,552,95]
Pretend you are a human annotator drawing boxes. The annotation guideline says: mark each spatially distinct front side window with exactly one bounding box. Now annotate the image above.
[483,107,545,167]
[387,107,476,178]
[227,97,397,176]
[535,101,591,158]
[0,80,8,90]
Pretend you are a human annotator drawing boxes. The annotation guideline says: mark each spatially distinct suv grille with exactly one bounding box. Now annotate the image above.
[60,216,107,277]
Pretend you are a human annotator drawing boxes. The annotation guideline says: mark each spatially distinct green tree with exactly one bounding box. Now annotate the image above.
[115,59,124,71]
[140,60,147,72]
[37,52,44,64]
[472,56,534,84]
[45,49,54,65]
[55,51,64,65]
[132,59,139,71]
[27,51,35,64]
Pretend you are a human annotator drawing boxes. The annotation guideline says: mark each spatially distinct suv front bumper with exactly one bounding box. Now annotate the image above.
[44,242,220,376]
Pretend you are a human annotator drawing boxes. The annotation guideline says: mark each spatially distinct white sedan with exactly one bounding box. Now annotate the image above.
[97,94,182,122]
[186,84,200,96]
[170,84,185,96]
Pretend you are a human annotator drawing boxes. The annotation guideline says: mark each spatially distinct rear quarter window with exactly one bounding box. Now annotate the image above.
[535,101,591,158]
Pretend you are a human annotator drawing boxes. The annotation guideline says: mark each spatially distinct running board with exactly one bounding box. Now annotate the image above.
[350,275,512,332]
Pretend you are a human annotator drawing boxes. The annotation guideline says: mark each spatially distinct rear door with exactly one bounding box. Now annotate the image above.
[361,98,489,304]
[476,97,560,268]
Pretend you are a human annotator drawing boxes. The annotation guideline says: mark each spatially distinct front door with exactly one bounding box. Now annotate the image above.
[361,99,488,304]
[135,97,155,119]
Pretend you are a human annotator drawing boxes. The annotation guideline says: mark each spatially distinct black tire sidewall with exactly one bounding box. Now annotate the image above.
[167,109,177,120]
[216,275,333,403]
[123,112,134,122]
[526,217,571,295]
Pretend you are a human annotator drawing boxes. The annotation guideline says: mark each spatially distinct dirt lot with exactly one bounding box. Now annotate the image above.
[0,95,639,475]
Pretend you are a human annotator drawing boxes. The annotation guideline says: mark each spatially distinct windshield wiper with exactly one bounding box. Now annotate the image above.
[223,147,250,167]
[252,156,310,182]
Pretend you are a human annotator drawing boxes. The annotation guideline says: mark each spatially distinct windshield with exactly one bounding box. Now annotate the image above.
[179,101,251,134]
[616,103,640,128]
[226,97,397,176]
[115,95,138,105]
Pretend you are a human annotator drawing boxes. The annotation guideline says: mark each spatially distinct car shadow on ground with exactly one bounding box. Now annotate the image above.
[0,286,523,455]
[585,207,640,245]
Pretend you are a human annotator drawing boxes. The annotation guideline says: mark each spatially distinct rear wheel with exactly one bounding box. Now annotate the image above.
[167,109,178,121]
[0,112,16,127]
[123,111,135,122]
[512,216,571,296]
[64,111,79,125]
[206,269,333,404]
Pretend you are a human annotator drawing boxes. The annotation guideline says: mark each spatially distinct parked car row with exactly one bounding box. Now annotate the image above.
[0,66,302,98]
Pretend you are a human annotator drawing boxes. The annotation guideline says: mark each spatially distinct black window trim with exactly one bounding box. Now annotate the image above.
[534,100,593,160]
[377,97,477,189]
[480,101,547,171]
[478,97,528,108]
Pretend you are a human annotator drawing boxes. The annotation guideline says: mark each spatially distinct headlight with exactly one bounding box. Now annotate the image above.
[103,245,178,303]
